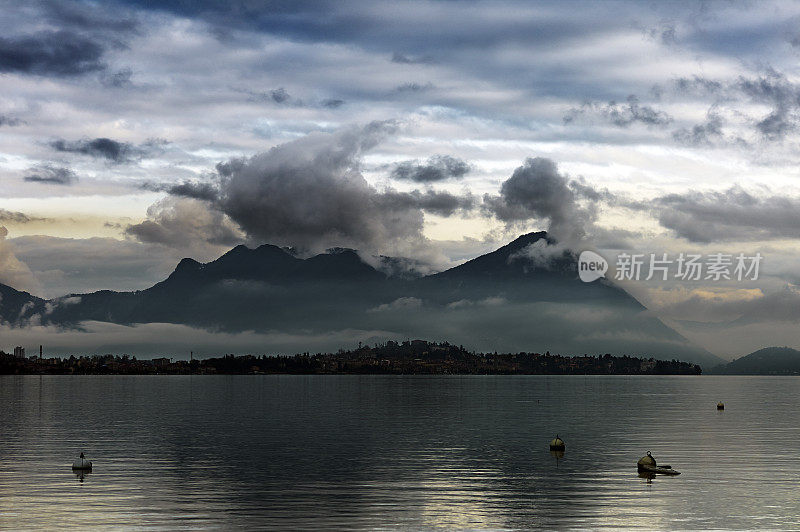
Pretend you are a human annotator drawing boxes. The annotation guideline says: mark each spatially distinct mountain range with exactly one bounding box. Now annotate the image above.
[0,231,723,367]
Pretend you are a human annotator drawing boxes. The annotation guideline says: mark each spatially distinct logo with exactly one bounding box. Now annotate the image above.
[578,250,608,283]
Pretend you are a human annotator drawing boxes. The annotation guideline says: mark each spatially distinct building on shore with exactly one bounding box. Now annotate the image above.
[13,346,25,358]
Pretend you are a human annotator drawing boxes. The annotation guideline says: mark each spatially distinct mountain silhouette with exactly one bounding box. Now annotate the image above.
[1,232,722,367]
[709,347,800,375]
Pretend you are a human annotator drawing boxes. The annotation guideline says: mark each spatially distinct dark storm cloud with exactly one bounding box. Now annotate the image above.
[214,158,243,178]
[51,137,132,162]
[141,180,219,202]
[0,1,139,80]
[130,122,479,253]
[208,121,466,251]
[50,137,164,163]
[213,122,402,250]
[483,157,599,245]
[0,115,22,126]
[166,182,219,202]
[23,165,78,185]
[377,190,476,217]
[390,155,472,182]
[647,186,800,242]
[564,95,673,127]
[0,30,105,76]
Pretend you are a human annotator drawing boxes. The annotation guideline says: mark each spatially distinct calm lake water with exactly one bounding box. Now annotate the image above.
[1,375,799,530]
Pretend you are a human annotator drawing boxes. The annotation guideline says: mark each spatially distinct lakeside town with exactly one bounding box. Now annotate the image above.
[0,340,701,375]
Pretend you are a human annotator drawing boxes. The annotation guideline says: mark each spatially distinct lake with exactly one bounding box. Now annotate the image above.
[1,375,799,530]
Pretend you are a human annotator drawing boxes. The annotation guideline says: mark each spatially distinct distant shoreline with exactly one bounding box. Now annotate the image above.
[0,340,702,376]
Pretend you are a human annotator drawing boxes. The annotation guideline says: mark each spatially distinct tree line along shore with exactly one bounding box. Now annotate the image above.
[0,340,701,375]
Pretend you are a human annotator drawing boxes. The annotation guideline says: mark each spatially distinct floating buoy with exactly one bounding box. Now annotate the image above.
[717,402,724,410]
[637,451,656,470]
[549,435,565,451]
[72,452,92,471]
[637,451,680,475]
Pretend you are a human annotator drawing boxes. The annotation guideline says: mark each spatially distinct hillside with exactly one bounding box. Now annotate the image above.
[710,347,800,375]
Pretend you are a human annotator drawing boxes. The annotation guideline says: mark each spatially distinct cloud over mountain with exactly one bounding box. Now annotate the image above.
[483,157,600,247]
[129,122,476,256]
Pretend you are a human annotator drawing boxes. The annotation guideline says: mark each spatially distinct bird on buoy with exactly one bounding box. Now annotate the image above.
[549,435,565,451]
[72,452,92,471]
[717,402,724,410]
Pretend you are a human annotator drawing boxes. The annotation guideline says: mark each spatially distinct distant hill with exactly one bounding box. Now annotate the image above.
[709,347,800,375]
[0,231,723,367]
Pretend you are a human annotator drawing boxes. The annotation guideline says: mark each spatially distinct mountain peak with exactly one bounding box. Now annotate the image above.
[434,230,567,279]
[175,257,201,270]
[503,231,551,251]
[305,249,385,280]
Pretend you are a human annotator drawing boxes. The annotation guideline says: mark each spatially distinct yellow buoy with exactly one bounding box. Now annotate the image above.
[717,402,724,410]
[549,435,565,451]
[637,451,656,471]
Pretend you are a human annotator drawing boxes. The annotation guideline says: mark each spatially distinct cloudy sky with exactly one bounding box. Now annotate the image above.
[1,0,799,357]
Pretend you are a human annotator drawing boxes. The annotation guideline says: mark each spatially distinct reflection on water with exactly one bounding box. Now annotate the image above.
[73,469,91,483]
[638,471,655,483]
[1,375,800,529]
[549,449,565,468]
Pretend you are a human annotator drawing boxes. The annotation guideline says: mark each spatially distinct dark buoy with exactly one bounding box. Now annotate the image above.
[72,452,92,471]
[637,451,680,475]
[717,402,724,410]
[637,451,656,471]
[549,435,565,451]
